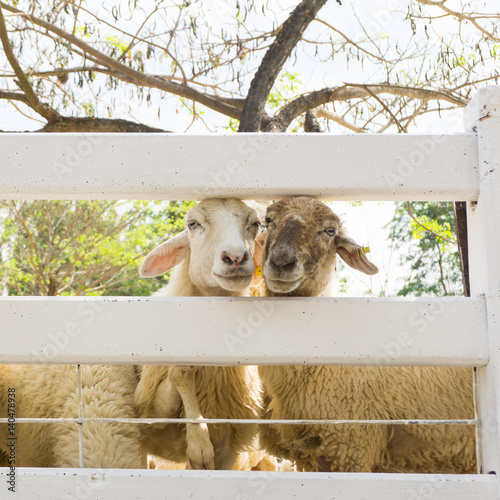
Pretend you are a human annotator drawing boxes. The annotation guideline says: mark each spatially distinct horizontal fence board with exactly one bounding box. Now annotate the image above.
[0,297,488,366]
[0,469,496,500]
[0,133,478,201]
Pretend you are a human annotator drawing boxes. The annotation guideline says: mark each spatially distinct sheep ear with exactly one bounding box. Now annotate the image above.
[251,230,266,287]
[139,230,190,278]
[334,234,379,275]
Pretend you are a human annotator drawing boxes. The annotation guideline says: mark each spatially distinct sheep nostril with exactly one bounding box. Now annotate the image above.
[281,260,297,272]
[221,252,234,265]
[221,251,248,266]
[270,248,298,271]
[270,257,297,272]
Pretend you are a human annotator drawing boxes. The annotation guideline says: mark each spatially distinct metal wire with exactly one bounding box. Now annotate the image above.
[4,364,479,466]
[473,366,482,474]
[0,417,479,425]
[77,364,84,469]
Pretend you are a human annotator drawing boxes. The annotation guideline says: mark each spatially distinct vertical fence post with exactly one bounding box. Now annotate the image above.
[465,86,500,482]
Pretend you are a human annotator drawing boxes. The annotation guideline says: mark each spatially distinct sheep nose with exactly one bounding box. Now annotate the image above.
[270,248,298,271]
[221,250,249,266]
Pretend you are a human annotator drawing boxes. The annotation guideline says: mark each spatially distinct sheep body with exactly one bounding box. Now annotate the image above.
[260,365,475,472]
[149,450,278,471]
[136,363,262,470]
[0,198,264,470]
[258,197,475,473]
[135,198,264,470]
[0,364,145,468]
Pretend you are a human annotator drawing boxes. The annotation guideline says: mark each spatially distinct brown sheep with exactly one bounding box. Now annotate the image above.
[258,196,475,473]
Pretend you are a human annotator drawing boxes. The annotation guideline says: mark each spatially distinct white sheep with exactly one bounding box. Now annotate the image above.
[0,364,145,468]
[258,196,475,473]
[0,198,266,471]
[135,198,266,470]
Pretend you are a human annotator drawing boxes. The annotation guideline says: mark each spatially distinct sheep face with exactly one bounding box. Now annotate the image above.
[185,199,262,292]
[262,197,378,295]
[140,198,263,293]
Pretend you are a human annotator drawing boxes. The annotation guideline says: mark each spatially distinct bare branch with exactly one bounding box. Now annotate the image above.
[315,18,392,63]
[315,108,365,133]
[238,0,329,132]
[0,4,60,122]
[416,0,500,42]
[0,1,243,121]
[71,0,83,36]
[0,90,28,103]
[38,117,169,133]
[362,85,406,133]
[3,66,245,95]
[266,84,467,132]
[7,98,46,124]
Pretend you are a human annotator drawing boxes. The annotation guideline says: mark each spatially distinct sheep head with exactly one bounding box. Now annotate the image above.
[140,198,264,294]
[262,197,378,296]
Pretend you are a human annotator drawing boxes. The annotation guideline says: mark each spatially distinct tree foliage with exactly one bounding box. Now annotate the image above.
[0,200,194,296]
[1,0,497,297]
[0,0,498,133]
[387,202,462,297]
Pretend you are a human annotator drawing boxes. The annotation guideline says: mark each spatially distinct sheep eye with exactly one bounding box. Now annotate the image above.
[325,228,337,236]
[265,217,274,226]
[251,221,261,229]
[187,220,200,230]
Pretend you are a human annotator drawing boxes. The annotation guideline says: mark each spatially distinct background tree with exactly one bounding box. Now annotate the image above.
[1,0,498,296]
[1,0,497,133]
[0,200,193,296]
[387,202,462,296]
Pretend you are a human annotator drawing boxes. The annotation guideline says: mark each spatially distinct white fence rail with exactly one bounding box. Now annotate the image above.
[0,133,478,201]
[0,296,488,366]
[0,86,499,499]
[7,469,498,500]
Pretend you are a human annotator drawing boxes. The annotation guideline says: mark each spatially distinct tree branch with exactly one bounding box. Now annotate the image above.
[0,4,60,122]
[315,107,365,133]
[265,83,467,132]
[406,202,457,246]
[0,1,244,121]
[238,0,329,132]
[362,85,406,133]
[3,65,249,99]
[38,117,169,133]
[304,109,321,132]
[454,201,470,296]
[63,0,188,83]
[315,18,392,63]
[0,90,29,103]
[416,0,500,42]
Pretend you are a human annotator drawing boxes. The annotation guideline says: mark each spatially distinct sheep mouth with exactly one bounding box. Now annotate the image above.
[265,276,304,293]
[213,272,253,292]
[213,272,253,280]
